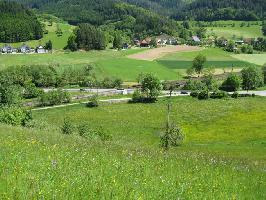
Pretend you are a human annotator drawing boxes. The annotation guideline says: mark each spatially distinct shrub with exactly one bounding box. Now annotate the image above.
[210,91,228,99]
[161,124,185,149]
[190,91,199,98]
[183,79,205,91]
[23,82,44,99]
[198,90,209,100]
[238,93,256,97]
[0,84,22,105]
[201,74,218,91]
[95,127,112,141]
[220,73,241,92]
[131,89,143,103]
[0,106,32,126]
[61,118,75,135]
[38,89,71,107]
[86,95,99,108]
[241,67,264,91]
[77,123,93,137]
[231,92,239,98]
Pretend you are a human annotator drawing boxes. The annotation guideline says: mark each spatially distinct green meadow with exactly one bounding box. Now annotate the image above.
[206,21,264,39]
[0,21,74,49]
[0,47,258,81]
[0,96,266,199]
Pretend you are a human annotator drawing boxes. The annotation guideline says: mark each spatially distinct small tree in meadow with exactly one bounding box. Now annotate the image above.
[45,40,53,51]
[192,54,206,77]
[241,67,264,92]
[220,73,241,92]
[160,92,184,150]
[61,118,75,135]
[141,73,162,101]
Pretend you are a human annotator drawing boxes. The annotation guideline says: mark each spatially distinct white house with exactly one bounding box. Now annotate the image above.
[36,46,47,54]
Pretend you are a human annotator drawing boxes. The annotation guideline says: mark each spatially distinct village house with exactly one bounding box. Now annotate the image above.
[20,44,31,53]
[1,44,14,53]
[235,40,244,45]
[140,39,150,47]
[36,46,47,54]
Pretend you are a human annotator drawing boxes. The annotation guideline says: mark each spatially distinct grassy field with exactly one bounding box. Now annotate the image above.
[0,96,265,199]
[232,54,266,66]
[206,21,264,39]
[0,47,258,81]
[0,21,74,50]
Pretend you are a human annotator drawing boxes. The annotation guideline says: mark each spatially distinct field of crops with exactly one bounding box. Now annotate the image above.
[0,96,265,199]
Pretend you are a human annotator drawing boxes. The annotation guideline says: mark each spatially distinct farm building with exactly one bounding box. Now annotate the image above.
[192,36,201,43]
[140,40,150,47]
[36,46,47,54]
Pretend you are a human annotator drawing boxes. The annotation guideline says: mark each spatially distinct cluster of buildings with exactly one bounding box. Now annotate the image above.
[134,35,180,48]
[133,35,202,48]
[0,44,48,54]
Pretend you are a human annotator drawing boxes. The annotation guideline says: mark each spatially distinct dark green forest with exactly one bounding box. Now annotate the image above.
[0,1,43,43]
[172,0,266,21]
[14,0,266,22]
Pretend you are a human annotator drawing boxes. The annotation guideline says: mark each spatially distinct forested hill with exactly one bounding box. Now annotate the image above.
[15,0,266,22]
[13,0,181,38]
[0,1,43,43]
[172,0,266,21]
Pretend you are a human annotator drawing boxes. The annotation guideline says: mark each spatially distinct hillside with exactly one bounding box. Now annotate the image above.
[14,0,180,39]
[172,0,266,21]
[0,1,43,43]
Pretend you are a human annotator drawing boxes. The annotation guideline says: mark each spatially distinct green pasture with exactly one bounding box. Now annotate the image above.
[0,47,259,81]
[0,21,74,49]
[232,54,266,66]
[206,20,264,39]
[0,97,265,199]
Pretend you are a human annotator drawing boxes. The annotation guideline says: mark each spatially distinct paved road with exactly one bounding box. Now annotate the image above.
[44,88,266,97]
[32,93,188,111]
[32,90,266,111]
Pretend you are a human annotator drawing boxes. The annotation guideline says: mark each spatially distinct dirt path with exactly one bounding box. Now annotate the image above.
[128,45,201,61]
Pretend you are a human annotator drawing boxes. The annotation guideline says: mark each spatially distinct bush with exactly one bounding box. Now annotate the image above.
[238,93,256,97]
[220,73,241,92]
[183,79,205,91]
[77,123,112,141]
[131,89,143,103]
[38,89,71,107]
[23,82,44,99]
[198,90,209,100]
[190,91,199,98]
[231,92,239,98]
[161,124,185,149]
[210,91,228,99]
[77,123,93,137]
[86,95,99,108]
[61,118,75,135]
[0,106,32,126]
